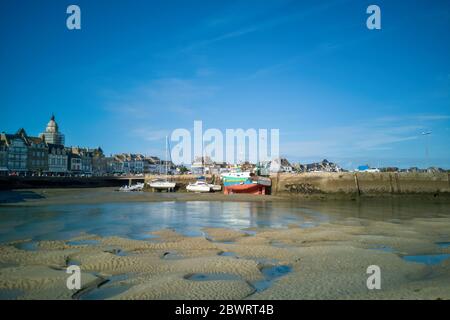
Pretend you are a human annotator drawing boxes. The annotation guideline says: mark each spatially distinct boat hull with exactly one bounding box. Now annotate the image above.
[223,183,267,195]
[186,185,211,193]
[149,181,176,190]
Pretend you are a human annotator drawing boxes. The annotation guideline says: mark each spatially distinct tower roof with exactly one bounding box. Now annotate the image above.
[45,114,59,133]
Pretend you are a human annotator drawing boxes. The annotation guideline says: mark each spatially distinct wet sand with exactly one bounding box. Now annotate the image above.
[0,188,449,300]
[2,187,449,206]
[0,221,449,299]
[0,188,286,206]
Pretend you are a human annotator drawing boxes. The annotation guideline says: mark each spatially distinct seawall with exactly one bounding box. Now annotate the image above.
[2,173,449,197]
[270,172,450,197]
[0,176,139,190]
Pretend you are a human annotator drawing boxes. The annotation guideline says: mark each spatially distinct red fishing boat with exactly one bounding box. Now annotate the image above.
[222,175,271,195]
[223,183,267,195]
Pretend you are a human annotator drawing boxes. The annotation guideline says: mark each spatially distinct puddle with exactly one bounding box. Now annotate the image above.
[67,239,100,246]
[78,274,131,300]
[402,254,450,265]
[436,242,450,248]
[216,240,235,244]
[180,229,204,237]
[0,288,23,300]
[219,251,238,257]
[206,237,235,244]
[369,245,396,253]
[128,233,159,241]
[14,241,39,251]
[185,273,241,281]
[252,265,292,292]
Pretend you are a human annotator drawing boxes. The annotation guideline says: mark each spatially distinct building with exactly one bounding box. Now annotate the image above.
[105,156,124,174]
[144,156,161,174]
[269,158,293,173]
[68,152,82,173]
[91,147,106,176]
[1,130,28,173]
[112,153,146,174]
[23,132,48,174]
[47,144,68,174]
[39,115,65,145]
[69,147,93,175]
[191,156,214,175]
[0,140,8,175]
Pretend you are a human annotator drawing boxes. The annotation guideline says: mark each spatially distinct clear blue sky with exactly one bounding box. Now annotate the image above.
[1,0,449,169]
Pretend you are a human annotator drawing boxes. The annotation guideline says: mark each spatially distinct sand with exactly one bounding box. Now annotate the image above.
[1,215,449,300]
[0,188,286,206]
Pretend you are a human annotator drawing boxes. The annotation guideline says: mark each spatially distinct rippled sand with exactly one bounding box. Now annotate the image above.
[1,217,449,300]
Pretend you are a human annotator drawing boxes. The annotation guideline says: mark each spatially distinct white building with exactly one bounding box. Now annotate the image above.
[40,115,65,145]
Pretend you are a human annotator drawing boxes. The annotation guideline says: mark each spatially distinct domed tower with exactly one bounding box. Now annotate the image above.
[40,114,65,145]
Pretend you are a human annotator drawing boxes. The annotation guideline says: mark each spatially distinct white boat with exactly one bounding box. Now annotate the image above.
[209,184,222,191]
[149,136,177,191]
[119,182,145,192]
[149,179,176,190]
[186,180,211,193]
[220,171,252,180]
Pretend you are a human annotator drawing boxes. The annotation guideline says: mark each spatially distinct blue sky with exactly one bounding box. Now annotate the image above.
[1,0,449,169]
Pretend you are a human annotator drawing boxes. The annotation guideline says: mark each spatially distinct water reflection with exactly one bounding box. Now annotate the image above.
[0,198,448,244]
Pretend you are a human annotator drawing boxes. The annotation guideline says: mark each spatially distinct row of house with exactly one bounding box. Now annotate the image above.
[105,154,174,175]
[0,130,105,176]
[0,125,178,177]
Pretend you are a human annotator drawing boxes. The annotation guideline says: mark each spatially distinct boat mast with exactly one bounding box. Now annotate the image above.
[165,136,168,180]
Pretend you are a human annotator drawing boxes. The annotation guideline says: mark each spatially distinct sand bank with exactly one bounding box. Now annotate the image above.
[1,216,449,300]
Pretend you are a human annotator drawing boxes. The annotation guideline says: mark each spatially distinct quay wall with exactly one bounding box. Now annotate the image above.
[0,176,137,190]
[1,173,449,197]
[270,172,450,196]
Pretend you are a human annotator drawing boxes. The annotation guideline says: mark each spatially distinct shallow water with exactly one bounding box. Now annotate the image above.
[186,273,241,281]
[402,254,450,265]
[1,192,449,244]
[78,274,130,300]
[67,239,100,246]
[252,265,292,292]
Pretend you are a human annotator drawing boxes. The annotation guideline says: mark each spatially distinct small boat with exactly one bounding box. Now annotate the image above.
[149,136,177,191]
[186,180,211,193]
[119,182,145,192]
[149,179,176,191]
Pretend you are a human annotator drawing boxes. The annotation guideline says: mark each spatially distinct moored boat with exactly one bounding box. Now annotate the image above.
[223,183,267,195]
[149,136,177,192]
[221,171,271,195]
[186,180,211,193]
[119,182,145,192]
[149,179,176,191]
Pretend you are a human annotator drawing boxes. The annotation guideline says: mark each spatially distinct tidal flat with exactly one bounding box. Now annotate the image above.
[0,188,449,300]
